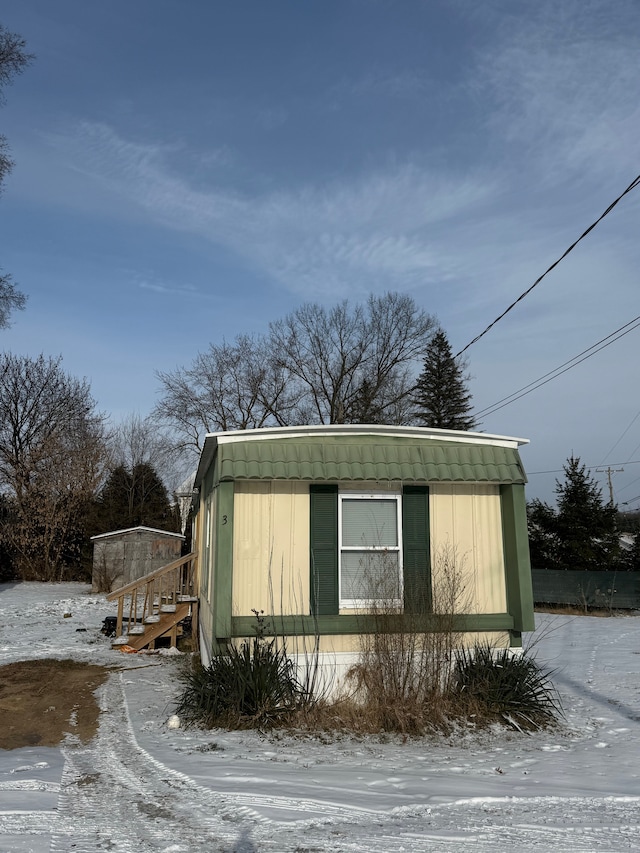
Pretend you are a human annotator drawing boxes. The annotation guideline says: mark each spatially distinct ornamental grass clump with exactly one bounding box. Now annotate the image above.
[175,612,306,729]
[453,644,561,732]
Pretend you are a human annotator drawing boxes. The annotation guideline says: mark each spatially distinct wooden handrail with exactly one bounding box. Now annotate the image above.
[106,552,198,600]
[106,551,199,645]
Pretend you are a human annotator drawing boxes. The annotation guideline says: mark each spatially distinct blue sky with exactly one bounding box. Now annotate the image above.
[1,0,640,506]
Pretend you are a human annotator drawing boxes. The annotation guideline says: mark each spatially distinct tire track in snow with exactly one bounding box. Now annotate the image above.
[4,661,640,852]
[57,665,640,853]
[49,672,237,851]
[48,671,386,851]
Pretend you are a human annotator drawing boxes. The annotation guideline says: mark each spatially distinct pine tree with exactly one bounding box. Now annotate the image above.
[90,463,178,535]
[554,456,619,571]
[624,531,640,571]
[527,498,560,570]
[527,456,620,571]
[412,330,475,430]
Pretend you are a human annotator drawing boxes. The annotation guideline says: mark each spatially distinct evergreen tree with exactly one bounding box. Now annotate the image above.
[527,498,560,570]
[555,456,618,570]
[412,330,475,430]
[91,463,178,535]
[527,456,620,571]
[624,531,640,571]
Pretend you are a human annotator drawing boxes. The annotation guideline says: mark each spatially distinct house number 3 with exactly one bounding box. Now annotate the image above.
[222,515,228,525]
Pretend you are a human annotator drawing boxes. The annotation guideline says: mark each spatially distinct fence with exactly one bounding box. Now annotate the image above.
[532,569,640,610]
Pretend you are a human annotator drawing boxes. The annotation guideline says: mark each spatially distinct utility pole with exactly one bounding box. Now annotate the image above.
[596,466,624,504]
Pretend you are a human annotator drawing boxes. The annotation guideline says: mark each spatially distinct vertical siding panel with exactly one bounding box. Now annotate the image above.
[453,487,476,614]
[271,481,310,614]
[474,485,507,612]
[233,482,270,614]
[233,481,310,616]
[430,484,506,614]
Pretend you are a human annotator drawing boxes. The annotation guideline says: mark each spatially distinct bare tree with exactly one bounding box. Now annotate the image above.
[0,271,26,330]
[269,293,437,424]
[154,334,298,455]
[0,354,107,580]
[153,293,438,453]
[0,25,33,328]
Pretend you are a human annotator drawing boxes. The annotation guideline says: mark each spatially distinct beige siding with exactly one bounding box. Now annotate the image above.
[193,496,214,662]
[313,630,511,654]
[197,489,216,604]
[429,484,507,613]
[459,630,511,648]
[233,481,310,615]
[340,480,402,493]
[198,591,215,663]
[230,630,510,657]
[192,506,202,594]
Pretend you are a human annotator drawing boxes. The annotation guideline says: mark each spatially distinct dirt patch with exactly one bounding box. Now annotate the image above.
[0,659,111,750]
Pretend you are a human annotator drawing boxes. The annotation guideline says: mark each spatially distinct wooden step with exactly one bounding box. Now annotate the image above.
[113,603,191,651]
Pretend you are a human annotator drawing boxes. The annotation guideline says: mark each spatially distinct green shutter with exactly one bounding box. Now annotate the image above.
[500,484,535,633]
[402,486,431,613]
[310,484,339,615]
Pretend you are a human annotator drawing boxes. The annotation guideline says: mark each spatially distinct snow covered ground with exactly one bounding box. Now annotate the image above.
[1,581,639,852]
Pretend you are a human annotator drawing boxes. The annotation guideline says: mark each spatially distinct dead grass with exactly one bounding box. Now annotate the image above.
[290,694,466,736]
[535,605,619,617]
[0,659,110,749]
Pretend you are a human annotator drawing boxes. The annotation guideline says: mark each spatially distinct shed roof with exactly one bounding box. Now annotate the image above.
[90,525,185,542]
[195,425,528,488]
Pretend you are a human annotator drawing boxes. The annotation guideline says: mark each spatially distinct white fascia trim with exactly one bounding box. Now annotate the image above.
[205,423,529,449]
[90,526,185,542]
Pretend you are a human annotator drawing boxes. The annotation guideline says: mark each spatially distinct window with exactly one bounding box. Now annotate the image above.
[339,493,402,607]
[310,484,430,617]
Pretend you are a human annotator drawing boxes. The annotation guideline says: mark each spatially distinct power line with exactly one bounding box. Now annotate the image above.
[617,473,640,496]
[599,406,640,465]
[474,314,640,419]
[456,173,640,358]
[627,436,640,461]
[528,459,640,476]
[621,495,640,507]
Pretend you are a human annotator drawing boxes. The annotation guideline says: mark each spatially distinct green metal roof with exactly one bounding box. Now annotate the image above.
[215,436,526,484]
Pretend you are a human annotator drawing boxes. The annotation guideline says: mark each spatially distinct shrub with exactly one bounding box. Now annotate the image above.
[175,612,308,729]
[453,644,561,731]
[345,545,471,734]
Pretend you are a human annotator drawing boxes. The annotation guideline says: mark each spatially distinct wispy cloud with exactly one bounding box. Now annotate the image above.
[37,0,639,334]
[476,0,640,183]
[45,121,496,300]
[136,278,199,297]
[334,68,441,102]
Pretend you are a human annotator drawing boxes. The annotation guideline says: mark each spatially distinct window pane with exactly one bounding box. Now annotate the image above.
[342,499,398,547]
[341,551,400,600]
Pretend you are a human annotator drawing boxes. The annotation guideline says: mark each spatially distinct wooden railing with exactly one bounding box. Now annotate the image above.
[106,552,198,641]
